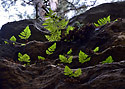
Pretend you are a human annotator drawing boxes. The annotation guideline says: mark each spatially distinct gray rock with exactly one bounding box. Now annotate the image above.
[0,59,124,89]
[0,19,47,43]
[69,1,125,26]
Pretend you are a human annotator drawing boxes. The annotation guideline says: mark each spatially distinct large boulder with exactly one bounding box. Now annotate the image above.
[69,1,125,26]
[0,19,47,43]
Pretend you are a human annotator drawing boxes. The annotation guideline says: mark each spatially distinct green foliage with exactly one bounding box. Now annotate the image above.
[59,55,73,63]
[64,66,82,77]
[46,43,56,55]
[45,8,57,18]
[18,52,30,63]
[94,15,111,27]
[102,56,114,64]
[43,9,74,42]
[4,36,17,44]
[73,68,82,77]
[21,44,26,46]
[64,66,73,77]
[114,19,118,22]
[9,36,17,45]
[59,49,73,63]
[79,50,91,63]
[10,36,16,42]
[4,41,9,44]
[93,47,99,52]
[43,18,68,41]
[65,26,74,35]
[67,48,72,55]
[4,26,31,45]
[18,26,31,40]
[38,56,45,60]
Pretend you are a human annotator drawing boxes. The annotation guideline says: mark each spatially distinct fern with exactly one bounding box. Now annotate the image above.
[65,26,74,35]
[94,15,111,27]
[4,36,17,44]
[64,66,73,77]
[67,48,72,55]
[73,68,82,77]
[79,50,91,63]
[43,18,68,41]
[43,9,74,42]
[18,26,31,40]
[59,55,73,63]
[64,66,82,77]
[93,47,99,52]
[59,49,73,63]
[46,43,56,55]
[38,56,45,60]
[102,56,114,64]
[4,41,9,44]
[18,53,30,63]
[10,36,16,42]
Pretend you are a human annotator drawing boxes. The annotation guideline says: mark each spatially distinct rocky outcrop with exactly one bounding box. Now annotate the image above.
[0,19,47,43]
[0,18,124,89]
[0,44,19,60]
[0,2,125,89]
[69,1,125,26]
[20,19,125,65]
[0,59,124,89]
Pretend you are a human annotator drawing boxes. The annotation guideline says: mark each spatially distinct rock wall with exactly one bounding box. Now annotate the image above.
[0,1,125,89]
[0,19,47,43]
[69,1,125,26]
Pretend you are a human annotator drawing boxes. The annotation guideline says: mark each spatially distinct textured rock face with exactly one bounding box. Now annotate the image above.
[21,19,125,66]
[0,19,124,89]
[0,59,124,89]
[69,1,125,26]
[0,2,125,89]
[0,44,19,59]
[0,19,47,43]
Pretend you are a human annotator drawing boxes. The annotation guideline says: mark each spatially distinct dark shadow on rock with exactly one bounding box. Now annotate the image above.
[0,44,20,60]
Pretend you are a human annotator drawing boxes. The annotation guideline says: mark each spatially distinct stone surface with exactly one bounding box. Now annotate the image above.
[0,44,20,60]
[0,59,124,89]
[0,19,47,43]
[20,19,125,66]
[0,2,125,89]
[69,1,125,26]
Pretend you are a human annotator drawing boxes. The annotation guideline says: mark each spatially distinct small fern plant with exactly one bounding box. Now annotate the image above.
[59,49,73,63]
[93,47,99,52]
[18,52,30,65]
[18,26,31,41]
[38,56,45,60]
[4,26,31,45]
[43,9,74,42]
[4,35,17,44]
[64,66,82,77]
[46,42,56,55]
[94,15,111,27]
[102,56,114,64]
[79,50,91,63]
[10,36,16,42]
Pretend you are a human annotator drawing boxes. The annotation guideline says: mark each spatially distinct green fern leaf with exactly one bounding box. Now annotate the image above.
[18,26,31,40]
[73,68,82,77]
[10,36,16,42]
